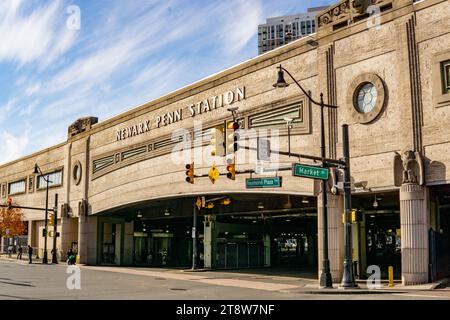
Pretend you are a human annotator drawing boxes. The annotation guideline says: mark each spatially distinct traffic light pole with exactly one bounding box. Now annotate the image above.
[341,124,356,287]
[191,202,197,270]
[43,178,49,264]
[51,193,58,264]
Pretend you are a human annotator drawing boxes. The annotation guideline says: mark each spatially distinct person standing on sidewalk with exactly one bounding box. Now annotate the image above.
[28,245,33,264]
[17,246,22,260]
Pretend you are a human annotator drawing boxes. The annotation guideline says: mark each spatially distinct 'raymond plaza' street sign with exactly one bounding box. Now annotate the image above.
[246,177,282,189]
[292,163,329,180]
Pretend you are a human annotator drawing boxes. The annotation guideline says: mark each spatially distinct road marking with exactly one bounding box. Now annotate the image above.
[83,266,300,291]
[392,293,450,299]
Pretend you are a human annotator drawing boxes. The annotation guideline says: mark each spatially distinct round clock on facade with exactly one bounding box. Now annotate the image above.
[347,73,386,124]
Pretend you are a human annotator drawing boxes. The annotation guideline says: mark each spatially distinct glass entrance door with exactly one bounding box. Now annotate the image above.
[365,212,401,279]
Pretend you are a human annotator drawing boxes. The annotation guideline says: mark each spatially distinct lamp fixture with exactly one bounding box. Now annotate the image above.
[373,195,379,209]
[164,208,171,216]
[257,202,264,209]
[137,211,143,218]
[302,197,309,204]
[273,66,289,88]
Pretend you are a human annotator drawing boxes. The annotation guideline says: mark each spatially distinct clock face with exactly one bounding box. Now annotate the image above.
[356,83,378,113]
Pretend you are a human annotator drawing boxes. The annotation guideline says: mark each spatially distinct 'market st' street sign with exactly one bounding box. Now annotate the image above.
[292,163,329,180]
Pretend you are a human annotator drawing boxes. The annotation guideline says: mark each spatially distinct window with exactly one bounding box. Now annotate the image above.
[432,52,450,108]
[301,21,306,34]
[306,20,311,34]
[8,180,26,195]
[37,170,63,189]
[442,60,450,94]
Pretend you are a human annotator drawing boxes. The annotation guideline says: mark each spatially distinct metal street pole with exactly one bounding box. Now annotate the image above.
[341,124,357,287]
[191,202,197,270]
[319,93,333,288]
[51,193,58,264]
[43,178,49,264]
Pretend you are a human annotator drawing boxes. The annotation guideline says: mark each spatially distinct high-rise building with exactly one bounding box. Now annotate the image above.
[258,6,329,54]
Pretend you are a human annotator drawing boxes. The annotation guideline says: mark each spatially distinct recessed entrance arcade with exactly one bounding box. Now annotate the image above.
[95,193,318,275]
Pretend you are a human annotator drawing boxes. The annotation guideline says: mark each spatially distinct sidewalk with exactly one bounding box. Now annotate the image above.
[302,279,448,293]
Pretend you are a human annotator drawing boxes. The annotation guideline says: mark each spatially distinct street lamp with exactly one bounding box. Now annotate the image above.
[34,164,51,264]
[274,65,337,288]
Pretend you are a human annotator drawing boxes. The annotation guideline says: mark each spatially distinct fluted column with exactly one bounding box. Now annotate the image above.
[318,192,344,282]
[400,183,429,285]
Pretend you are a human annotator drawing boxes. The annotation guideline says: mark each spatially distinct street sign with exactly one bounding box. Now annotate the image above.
[208,164,220,184]
[246,177,282,189]
[292,163,329,180]
[257,138,270,161]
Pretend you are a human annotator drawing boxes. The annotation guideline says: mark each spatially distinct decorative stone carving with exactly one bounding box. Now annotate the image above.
[317,0,392,29]
[394,150,424,187]
[68,116,98,137]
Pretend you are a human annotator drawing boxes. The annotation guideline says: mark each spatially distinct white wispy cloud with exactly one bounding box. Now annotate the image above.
[0,130,30,164]
[217,0,264,56]
[0,0,78,68]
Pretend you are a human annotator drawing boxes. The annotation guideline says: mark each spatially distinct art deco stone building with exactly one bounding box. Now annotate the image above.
[0,0,449,285]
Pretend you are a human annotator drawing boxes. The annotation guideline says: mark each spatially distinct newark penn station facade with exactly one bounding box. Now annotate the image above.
[1,0,449,285]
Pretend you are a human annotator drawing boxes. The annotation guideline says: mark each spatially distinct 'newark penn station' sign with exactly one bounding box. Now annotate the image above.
[116,87,246,141]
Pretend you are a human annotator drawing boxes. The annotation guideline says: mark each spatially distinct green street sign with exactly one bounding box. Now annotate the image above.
[246,177,282,189]
[292,163,329,180]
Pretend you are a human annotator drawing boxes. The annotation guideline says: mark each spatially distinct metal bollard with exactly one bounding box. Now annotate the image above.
[388,266,394,287]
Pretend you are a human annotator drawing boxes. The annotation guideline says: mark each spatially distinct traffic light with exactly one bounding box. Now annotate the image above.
[48,213,54,226]
[226,157,236,180]
[226,121,240,154]
[185,163,194,184]
[7,197,12,209]
[210,125,225,157]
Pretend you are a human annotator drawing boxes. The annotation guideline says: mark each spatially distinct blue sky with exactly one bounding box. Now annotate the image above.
[0,0,332,164]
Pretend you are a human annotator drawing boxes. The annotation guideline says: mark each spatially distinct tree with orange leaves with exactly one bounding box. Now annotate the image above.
[0,199,26,238]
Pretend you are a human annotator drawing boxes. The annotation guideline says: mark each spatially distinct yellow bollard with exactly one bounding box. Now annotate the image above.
[388,266,394,287]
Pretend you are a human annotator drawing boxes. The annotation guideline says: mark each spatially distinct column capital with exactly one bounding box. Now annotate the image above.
[400,183,425,201]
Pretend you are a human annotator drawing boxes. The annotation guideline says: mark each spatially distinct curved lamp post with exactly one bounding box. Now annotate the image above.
[34,164,51,264]
[273,65,337,288]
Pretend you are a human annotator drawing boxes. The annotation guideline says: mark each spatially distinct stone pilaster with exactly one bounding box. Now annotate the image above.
[203,215,215,269]
[400,183,429,285]
[318,192,344,282]
[78,212,87,264]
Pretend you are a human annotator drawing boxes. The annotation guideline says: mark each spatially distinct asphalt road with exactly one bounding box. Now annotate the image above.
[0,260,449,300]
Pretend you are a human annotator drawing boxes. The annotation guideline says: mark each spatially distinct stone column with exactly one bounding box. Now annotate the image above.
[263,234,271,267]
[318,192,344,282]
[203,215,215,269]
[400,183,429,285]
